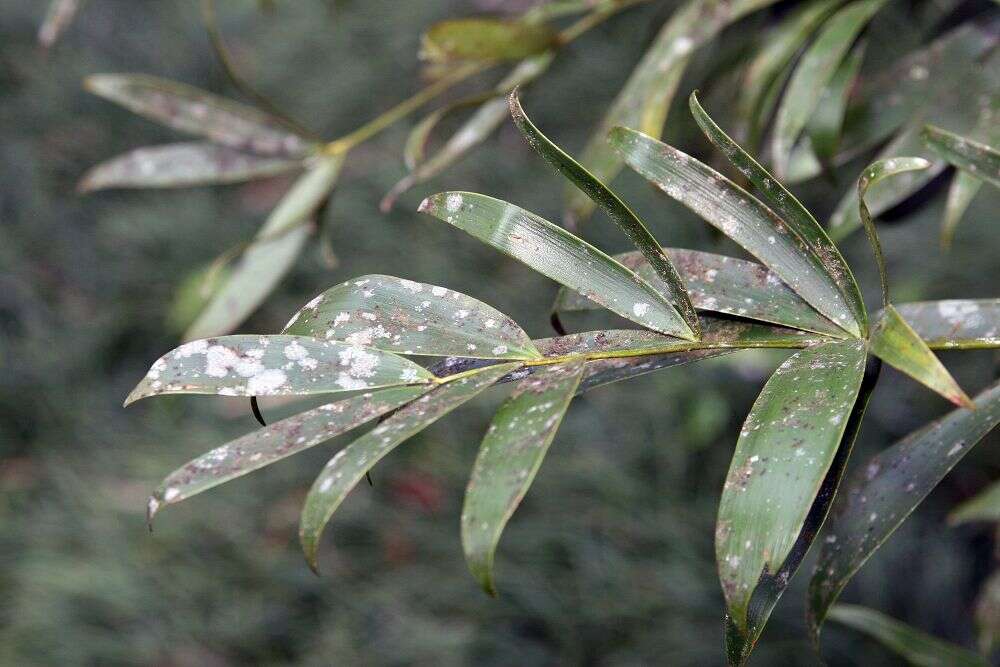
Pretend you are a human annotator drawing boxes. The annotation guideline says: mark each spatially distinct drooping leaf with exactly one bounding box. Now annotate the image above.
[462,361,584,595]
[38,0,79,48]
[717,339,869,664]
[566,0,780,224]
[382,54,554,211]
[949,480,1000,525]
[418,192,696,339]
[146,386,429,521]
[299,363,518,571]
[77,142,302,192]
[894,299,1000,350]
[610,127,860,336]
[827,605,988,667]
[809,378,1000,638]
[125,335,434,405]
[941,171,984,250]
[922,124,1000,189]
[770,0,888,178]
[808,39,867,171]
[509,90,699,337]
[869,305,972,408]
[283,274,541,360]
[84,74,315,157]
[420,18,557,63]
[736,0,843,152]
[689,94,866,333]
[185,154,343,340]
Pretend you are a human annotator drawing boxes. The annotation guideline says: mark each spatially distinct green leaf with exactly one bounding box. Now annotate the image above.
[976,572,1000,655]
[808,378,1000,638]
[420,18,556,63]
[38,0,79,48]
[689,93,866,333]
[736,0,843,152]
[949,480,1000,526]
[299,363,518,571]
[184,154,343,340]
[283,274,541,360]
[869,304,973,408]
[462,361,584,595]
[146,386,429,522]
[808,39,867,171]
[77,142,302,192]
[941,171,984,250]
[893,300,1000,350]
[827,605,988,667]
[770,0,888,178]
[554,248,846,336]
[566,0,780,224]
[125,335,434,405]
[382,54,554,211]
[717,339,869,664]
[509,90,699,337]
[610,127,860,337]
[418,192,696,339]
[922,124,1000,189]
[84,74,315,157]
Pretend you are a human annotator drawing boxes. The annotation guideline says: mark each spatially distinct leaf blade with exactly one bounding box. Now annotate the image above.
[950,480,1000,526]
[421,18,556,63]
[462,361,584,595]
[893,299,1000,350]
[922,124,1000,189]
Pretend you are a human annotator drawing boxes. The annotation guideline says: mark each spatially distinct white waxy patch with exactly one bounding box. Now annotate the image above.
[319,478,334,493]
[338,346,380,378]
[399,279,423,293]
[175,339,209,358]
[205,345,241,378]
[164,487,181,501]
[284,341,309,361]
[492,345,508,355]
[445,193,463,213]
[633,302,650,317]
[937,300,979,323]
[399,368,421,382]
[484,319,497,329]
[247,368,287,394]
[704,269,717,283]
[334,312,351,325]
[431,286,448,297]
[455,309,470,319]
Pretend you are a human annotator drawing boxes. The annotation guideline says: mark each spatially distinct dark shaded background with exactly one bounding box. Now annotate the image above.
[1,1,998,664]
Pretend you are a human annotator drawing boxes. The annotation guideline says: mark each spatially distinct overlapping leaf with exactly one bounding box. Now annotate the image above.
[770,0,887,177]
[554,248,845,335]
[282,274,541,360]
[894,299,1000,350]
[146,386,429,522]
[827,605,988,667]
[418,192,696,338]
[185,154,343,340]
[463,362,584,595]
[610,127,859,336]
[809,378,1000,637]
[717,339,869,664]
[299,363,518,571]
[421,18,557,63]
[950,480,1000,526]
[85,74,315,157]
[566,0,779,224]
[78,142,302,191]
[126,335,434,405]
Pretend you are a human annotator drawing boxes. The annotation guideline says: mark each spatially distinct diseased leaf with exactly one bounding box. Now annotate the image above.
[509,90,699,337]
[283,274,541,360]
[770,0,888,178]
[922,124,1000,189]
[869,305,972,408]
[382,53,554,211]
[418,192,696,339]
[299,363,518,571]
[38,0,79,48]
[941,171,983,250]
[146,386,429,521]
[894,300,1000,350]
[84,74,315,157]
[610,127,860,336]
[566,0,780,224]
[125,335,434,405]
[462,362,584,595]
[808,39,867,171]
[809,378,1000,638]
[737,0,842,152]
[554,248,845,335]
[950,480,1000,525]
[827,605,988,667]
[689,94,866,333]
[421,18,556,63]
[185,154,343,340]
[717,339,868,664]
[78,142,302,192]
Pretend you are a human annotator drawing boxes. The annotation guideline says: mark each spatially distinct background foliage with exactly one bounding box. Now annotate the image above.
[1,1,998,664]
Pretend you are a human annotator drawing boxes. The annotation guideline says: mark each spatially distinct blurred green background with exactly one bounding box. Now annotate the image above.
[2,1,998,665]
